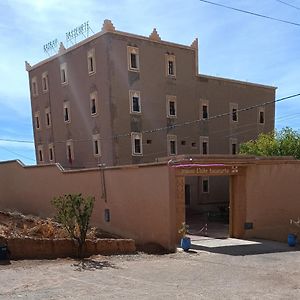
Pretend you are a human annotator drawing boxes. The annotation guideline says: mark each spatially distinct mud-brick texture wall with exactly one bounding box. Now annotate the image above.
[0,161,177,251]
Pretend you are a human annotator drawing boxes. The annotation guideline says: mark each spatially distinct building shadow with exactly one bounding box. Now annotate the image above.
[190,239,300,256]
[72,258,118,271]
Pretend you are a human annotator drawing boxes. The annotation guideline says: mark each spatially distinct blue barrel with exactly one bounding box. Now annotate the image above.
[181,237,191,251]
[288,234,297,247]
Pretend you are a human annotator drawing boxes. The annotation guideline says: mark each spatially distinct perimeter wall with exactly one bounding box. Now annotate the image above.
[0,160,176,250]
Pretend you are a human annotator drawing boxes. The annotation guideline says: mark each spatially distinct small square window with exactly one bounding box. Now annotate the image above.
[181,141,186,146]
[128,46,139,71]
[129,91,141,113]
[146,139,152,144]
[191,142,196,148]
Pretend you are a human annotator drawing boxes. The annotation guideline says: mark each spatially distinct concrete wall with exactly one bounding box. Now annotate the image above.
[243,163,300,242]
[0,160,175,250]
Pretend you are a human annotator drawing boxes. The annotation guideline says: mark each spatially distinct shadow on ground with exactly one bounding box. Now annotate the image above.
[189,239,300,256]
[72,259,118,271]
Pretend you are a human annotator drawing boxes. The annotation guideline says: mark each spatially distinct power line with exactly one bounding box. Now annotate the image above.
[0,92,300,145]
[275,0,300,11]
[0,145,36,162]
[198,0,300,26]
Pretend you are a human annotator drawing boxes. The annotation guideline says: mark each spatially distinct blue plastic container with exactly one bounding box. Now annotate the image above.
[181,237,191,251]
[0,245,9,260]
[288,233,297,247]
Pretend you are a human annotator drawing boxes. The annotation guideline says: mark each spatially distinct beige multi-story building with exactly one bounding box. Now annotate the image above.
[26,19,275,171]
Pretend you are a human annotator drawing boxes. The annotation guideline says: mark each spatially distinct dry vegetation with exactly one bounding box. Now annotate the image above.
[0,211,117,240]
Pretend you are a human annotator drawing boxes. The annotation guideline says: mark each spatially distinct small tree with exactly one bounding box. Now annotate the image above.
[52,194,95,257]
[240,127,300,159]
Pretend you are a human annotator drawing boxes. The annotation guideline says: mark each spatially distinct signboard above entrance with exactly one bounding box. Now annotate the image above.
[174,164,238,176]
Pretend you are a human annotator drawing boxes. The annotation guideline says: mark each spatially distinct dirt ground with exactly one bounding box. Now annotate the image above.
[0,211,116,240]
[1,240,300,299]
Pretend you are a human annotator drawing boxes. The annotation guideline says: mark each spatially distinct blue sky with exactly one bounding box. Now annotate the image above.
[0,0,299,165]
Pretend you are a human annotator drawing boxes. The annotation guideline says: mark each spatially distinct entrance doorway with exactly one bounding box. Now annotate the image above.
[185,176,230,239]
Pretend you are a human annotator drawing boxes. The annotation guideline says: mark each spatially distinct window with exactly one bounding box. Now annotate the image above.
[202,177,209,193]
[200,99,209,119]
[45,107,51,127]
[42,72,48,92]
[181,140,186,146]
[166,54,176,77]
[166,95,177,118]
[104,209,110,222]
[230,138,238,155]
[92,134,101,157]
[258,107,265,124]
[60,63,68,84]
[129,90,141,113]
[127,46,139,71]
[63,102,71,123]
[34,112,41,130]
[167,135,177,155]
[37,145,44,163]
[66,140,74,163]
[48,143,54,162]
[131,132,143,155]
[90,91,98,116]
[146,139,152,144]
[87,48,96,75]
[31,77,38,97]
[200,136,209,155]
[230,103,238,122]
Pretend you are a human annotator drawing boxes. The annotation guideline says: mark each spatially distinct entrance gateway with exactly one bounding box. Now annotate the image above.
[173,163,240,242]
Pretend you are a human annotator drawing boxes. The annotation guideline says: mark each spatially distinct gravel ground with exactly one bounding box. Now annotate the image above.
[1,244,300,299]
